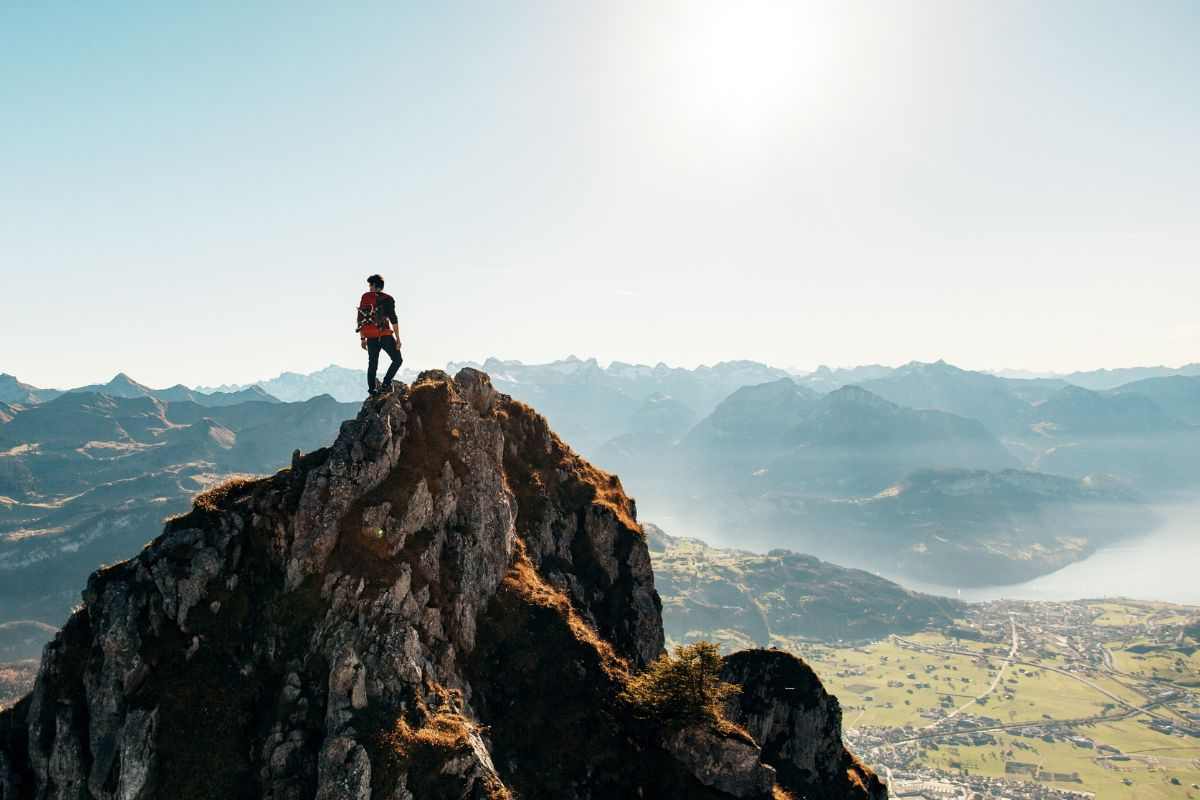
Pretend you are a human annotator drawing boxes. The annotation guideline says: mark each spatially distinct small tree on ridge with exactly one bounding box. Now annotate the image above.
[620,641,740,724]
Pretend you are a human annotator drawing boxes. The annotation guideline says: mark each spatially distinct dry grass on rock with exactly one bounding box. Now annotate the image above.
[378,683,512,800]
[503,539,630,681]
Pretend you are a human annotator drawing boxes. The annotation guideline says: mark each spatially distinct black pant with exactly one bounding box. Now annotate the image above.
[367,335,402,390]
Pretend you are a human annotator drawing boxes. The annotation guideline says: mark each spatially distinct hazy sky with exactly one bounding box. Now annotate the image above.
[2,1,1198,389]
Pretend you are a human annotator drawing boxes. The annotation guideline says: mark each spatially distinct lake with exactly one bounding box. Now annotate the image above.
[891,502,1200,605]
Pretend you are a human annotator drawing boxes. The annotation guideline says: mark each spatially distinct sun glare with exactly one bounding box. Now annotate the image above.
[659,1,844,141]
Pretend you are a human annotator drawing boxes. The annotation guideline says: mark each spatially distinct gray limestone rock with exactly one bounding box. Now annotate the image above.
[662,724,777,798]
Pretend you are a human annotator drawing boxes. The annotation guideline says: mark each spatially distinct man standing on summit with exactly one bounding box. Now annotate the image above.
[356,274,402,396]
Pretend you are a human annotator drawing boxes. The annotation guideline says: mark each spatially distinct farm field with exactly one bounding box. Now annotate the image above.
[781,600,1200,800]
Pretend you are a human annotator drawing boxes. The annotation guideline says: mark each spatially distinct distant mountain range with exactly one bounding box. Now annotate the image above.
[604,374,1161,586]
[678,380,1017,497]
[1028,385,1184,435]
[1108,375,1200,426]
[991,363,1200,390]
[0,389,357,626]
[2,372,279,407]
[849,361,1062,431]
[198,364,420,403]
[790,364,895,393]
[781,361,1200,497]
[4,355,1197,595]
[11,356,1198,428]
[0,375,61,405]
[447,356,791,454]
[4,367,405,407]
[1002,381,1200,493]
[1062,363,1200,390]
[68,372,280,406]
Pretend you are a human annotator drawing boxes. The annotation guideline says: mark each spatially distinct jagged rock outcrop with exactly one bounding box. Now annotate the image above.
[0,369,883,800]
[722,650,886,800]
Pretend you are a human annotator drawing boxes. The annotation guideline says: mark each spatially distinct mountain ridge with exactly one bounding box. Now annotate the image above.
[0,391,360,627]
[647,524,963,647]
[679,379,1018,499]
[0,372,282,408]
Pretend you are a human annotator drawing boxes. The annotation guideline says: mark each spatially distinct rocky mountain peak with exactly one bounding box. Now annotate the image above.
[104,373,153,394]
[0,375,58,406]
[0,369,882,800]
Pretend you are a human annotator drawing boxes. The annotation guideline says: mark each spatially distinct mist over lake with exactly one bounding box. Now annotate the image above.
[884,501,1200,604]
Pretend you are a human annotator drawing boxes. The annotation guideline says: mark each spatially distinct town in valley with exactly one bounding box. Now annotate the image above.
[783,600,1200,800]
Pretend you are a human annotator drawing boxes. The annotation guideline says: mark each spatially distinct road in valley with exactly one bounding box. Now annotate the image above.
[891,630,1180,726]
[919,615,1018,730]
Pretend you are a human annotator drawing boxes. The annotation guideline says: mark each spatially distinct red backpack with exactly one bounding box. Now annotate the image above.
[355,292,388,333]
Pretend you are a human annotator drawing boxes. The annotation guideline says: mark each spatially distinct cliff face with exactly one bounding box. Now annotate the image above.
[0,369,883,800]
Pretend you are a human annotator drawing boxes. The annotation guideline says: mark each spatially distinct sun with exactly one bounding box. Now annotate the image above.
[657,1,845,139]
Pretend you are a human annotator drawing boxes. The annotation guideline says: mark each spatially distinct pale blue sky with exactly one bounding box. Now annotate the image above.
[2,1,1197,389]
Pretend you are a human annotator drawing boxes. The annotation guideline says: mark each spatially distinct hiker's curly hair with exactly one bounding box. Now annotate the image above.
[367,274,385,290]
